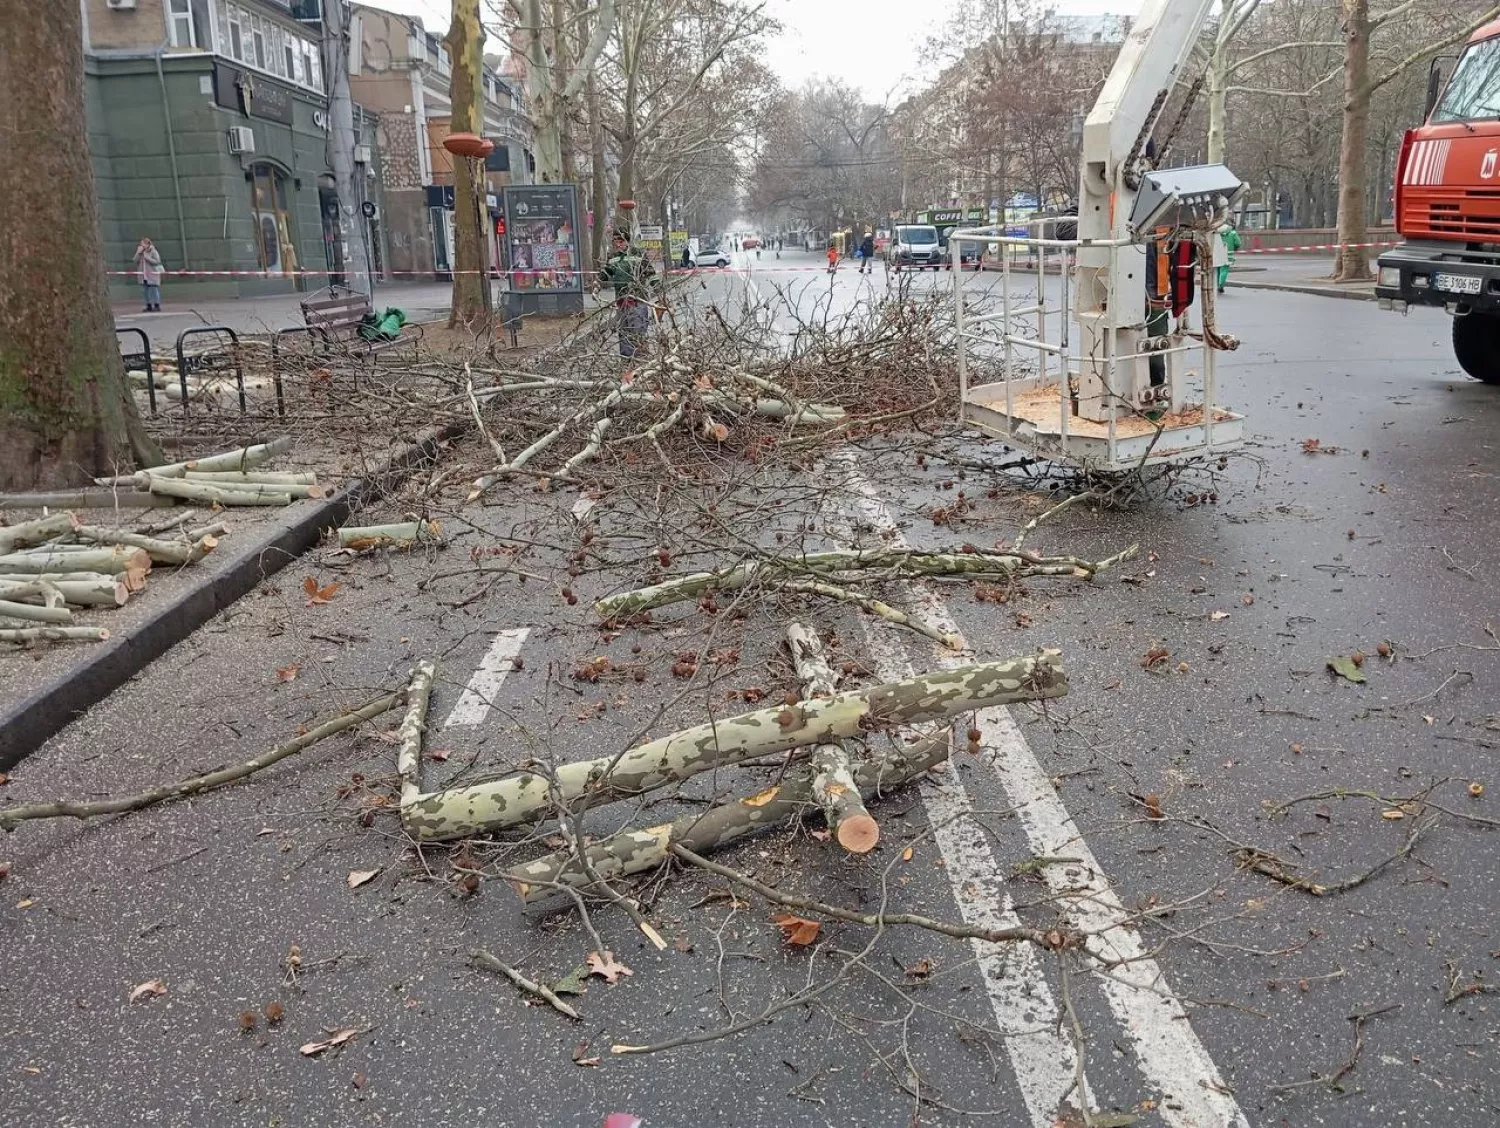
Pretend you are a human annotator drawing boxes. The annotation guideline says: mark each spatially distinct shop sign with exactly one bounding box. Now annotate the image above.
[214,63,295,125]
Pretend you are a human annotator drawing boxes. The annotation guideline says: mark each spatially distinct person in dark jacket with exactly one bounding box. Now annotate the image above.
[598,228,656,358]
[858,232,876,273]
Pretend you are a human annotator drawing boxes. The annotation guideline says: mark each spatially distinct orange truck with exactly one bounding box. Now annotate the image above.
[1377,20,1500,383]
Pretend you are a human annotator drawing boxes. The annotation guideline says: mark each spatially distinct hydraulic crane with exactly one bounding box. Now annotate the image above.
[956,0,1250,470]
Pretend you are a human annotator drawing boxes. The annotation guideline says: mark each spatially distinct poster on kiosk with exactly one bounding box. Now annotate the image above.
[501,184,584,314]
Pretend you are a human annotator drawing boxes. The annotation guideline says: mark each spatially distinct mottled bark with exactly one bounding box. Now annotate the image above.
[0,576,129,607]
[446,0,489,328]
[68,524,216,566]
[504,733,950,901]
[595,545,1124,619]
[0,545,149,576]
[396,659,435,808]
[0,1,161,488]
[1334,0,1373,283]
[402,652,1067,840]
[0,514,74,554]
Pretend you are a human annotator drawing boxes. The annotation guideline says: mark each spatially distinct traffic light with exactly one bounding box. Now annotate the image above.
[495,216,506,237]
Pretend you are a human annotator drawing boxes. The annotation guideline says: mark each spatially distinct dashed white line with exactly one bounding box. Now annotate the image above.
[443,628,530,728]
[836,454,1248,1128]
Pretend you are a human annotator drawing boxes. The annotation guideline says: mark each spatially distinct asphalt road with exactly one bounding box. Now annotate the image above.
[3,249,1498,1127]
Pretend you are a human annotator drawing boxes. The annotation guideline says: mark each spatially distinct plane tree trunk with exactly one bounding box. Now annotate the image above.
[445,0,489,328]
[0,2,161,489]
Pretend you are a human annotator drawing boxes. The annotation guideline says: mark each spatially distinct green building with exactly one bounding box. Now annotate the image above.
[83,0,382,300]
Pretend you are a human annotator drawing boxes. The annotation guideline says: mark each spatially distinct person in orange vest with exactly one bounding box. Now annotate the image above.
[827,239,839,273]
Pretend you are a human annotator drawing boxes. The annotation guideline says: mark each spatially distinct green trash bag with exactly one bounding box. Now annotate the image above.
[358,307,408,342]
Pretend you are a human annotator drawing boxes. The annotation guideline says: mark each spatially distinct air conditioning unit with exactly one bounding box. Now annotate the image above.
[105,0,138,9]
[227,126,256,154]
[353,144,372,165]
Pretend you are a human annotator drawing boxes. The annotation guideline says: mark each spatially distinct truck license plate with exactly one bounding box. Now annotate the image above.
[1434,273,1482,295]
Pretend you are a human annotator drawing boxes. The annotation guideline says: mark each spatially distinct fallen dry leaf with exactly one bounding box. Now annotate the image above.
[1241,593,1255,606]
[905,958,934,980]
[425,748,451,762]
[572,1040,602,1067]
[351,1072,367,1090]
[901,846,914,862]
[300,1027,360,1056]
[346,869,379,890]
[264,1001,284,1024]
[1210,610,1230,622]
[0,861,10,882]
[1143,793,1165,820]
[808,828,832,842]
[586,950,633,985]
[1139,646,1169,670]
[773,913,822,947]
[129,980,167,1003]
[302,576,342,606]
[275,662,301,683]
[1381,809,1405,820]
[1471,782,1486,798]
[0,772,9,785]
[15,898,33,909]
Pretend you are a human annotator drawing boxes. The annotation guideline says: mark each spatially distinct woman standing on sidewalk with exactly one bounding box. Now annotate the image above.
[134,237,164,311]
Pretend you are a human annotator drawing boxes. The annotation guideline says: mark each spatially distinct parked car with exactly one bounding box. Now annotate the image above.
[691,245,731,268]
[886,224,942,270]
[742,235,761,250]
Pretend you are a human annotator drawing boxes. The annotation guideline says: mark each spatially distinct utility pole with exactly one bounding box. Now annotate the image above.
[321,0,373,296]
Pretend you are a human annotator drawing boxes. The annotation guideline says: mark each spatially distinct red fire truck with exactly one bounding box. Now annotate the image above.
[1376,20,1500,383]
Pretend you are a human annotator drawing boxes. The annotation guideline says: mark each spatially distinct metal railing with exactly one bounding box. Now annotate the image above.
[950,220,1230,468]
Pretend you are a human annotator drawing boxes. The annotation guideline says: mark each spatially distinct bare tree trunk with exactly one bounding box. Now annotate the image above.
[1206,40,1228,166]
[520,0,562,182]
[446,0,489,327]
[1334,0,1372,282]
[553,0,576,184]
[0,2,161,489]
[588,72,608,269]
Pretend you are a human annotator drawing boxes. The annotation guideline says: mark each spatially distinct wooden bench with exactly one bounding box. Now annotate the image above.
[270,287,423,415]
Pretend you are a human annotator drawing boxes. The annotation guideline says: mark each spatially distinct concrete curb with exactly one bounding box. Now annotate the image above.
[0,420,471,770]
[1227,279,1377,302]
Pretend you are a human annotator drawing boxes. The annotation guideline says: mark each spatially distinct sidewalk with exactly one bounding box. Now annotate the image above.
[1227,258,1376,302]
[111,281,458,340]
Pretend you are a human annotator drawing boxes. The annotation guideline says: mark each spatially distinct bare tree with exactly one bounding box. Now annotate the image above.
[596,0,772,229]
[509,0,617,185]
[447,0,489,327]
[0,1,161,488]
[1333,0,1499,281]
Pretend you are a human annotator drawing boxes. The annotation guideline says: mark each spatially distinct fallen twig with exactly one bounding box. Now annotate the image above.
[471,949,580,1020]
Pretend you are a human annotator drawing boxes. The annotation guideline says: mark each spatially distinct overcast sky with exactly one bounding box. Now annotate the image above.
[367,0,1132,101]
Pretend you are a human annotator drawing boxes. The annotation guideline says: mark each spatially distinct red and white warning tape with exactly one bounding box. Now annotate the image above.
[104,241,1404,283]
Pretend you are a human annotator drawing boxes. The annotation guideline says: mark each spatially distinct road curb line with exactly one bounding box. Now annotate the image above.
[0,419,471,770]
[1227,279,1377,302]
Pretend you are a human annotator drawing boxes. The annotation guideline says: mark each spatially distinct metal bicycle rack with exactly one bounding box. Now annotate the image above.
[116,327,156,414]
[174,326,246,415]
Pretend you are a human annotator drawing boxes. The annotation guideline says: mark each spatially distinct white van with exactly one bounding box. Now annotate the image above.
[887,224,942,271]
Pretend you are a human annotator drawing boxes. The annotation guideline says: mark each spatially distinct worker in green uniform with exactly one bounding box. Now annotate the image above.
[599,228,657,358]
[1215,221,1241,294]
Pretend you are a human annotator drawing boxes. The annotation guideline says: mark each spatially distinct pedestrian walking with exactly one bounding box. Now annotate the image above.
[1214,221,1241,294]
[134,237,164,311]
[827,239,839,274]
[598,228,656,358]
[858,231,875,274]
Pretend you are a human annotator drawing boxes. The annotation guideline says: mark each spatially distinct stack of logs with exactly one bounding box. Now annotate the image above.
[384,627,1069,907]
[0,512,225,644]
[97,437,322,508]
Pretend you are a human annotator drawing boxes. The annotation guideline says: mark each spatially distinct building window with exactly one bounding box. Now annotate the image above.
[249,164,297,275]
[285,41,297,79]
[169,0,194,47]
[227,6,242,59]
[252,16,266,69]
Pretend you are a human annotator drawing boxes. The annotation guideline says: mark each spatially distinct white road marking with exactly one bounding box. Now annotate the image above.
[836,456,1249,1128]
[858,627,1088,1126]
[443,628,530,728]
